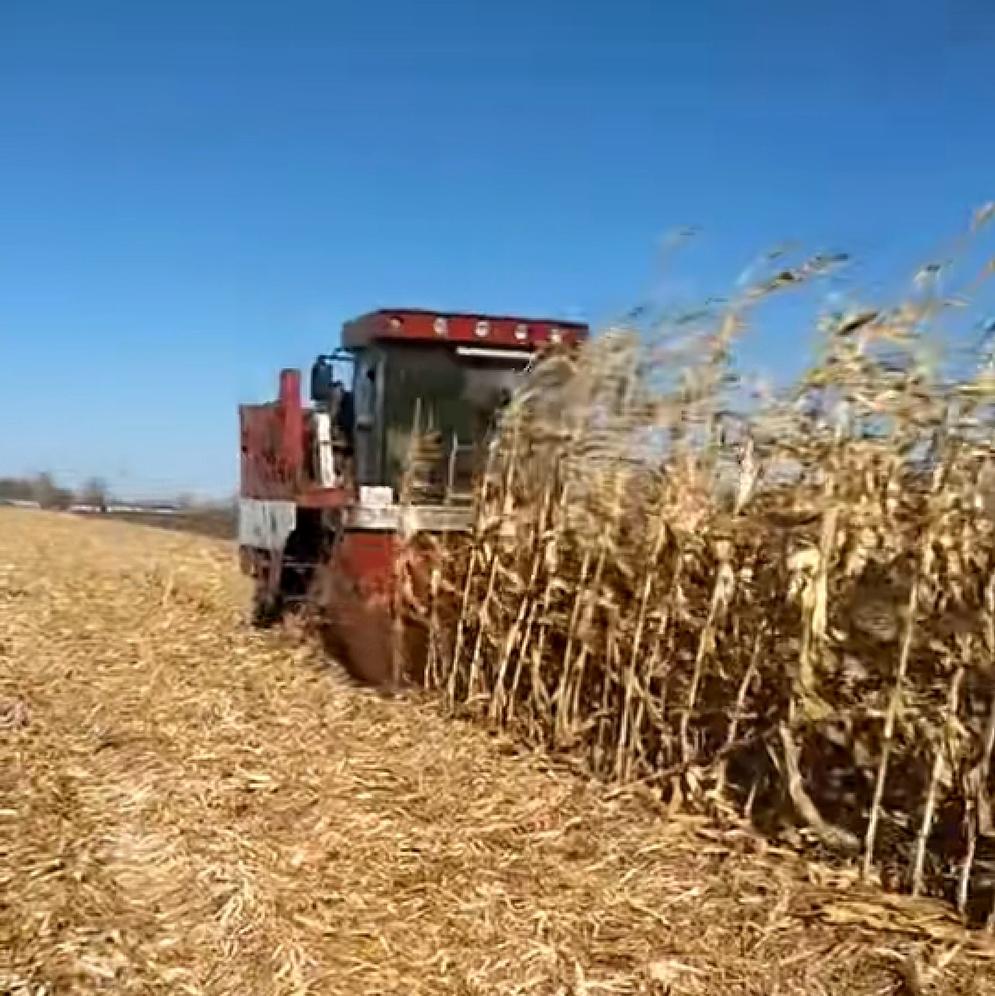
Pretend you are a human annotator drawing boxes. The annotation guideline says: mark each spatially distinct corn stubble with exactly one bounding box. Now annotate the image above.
[416,211,995,923]
[15,517,995,995]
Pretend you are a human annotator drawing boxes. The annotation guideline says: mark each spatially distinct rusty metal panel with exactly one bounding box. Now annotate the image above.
[239,369,306,499]
[336,531,396,601]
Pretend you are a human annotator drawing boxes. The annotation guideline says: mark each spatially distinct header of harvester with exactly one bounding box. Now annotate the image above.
[342,309,589,350]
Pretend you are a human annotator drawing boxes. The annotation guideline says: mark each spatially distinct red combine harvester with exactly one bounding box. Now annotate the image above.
[238,308,589,683]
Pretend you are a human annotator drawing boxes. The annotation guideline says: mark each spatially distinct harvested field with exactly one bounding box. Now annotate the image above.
[71,508,237,541]
[1,509,994,994]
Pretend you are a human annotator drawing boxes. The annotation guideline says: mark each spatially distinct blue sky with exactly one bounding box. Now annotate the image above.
[2,0,994,497]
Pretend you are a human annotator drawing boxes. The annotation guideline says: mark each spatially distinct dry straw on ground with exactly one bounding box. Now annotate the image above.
[3,509,995,994]
[421,210,995,923]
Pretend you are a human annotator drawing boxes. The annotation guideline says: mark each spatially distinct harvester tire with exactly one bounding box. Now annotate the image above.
[250,585,282,628]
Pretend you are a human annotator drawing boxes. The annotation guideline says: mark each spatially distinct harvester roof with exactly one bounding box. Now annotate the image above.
[341,309,589,352]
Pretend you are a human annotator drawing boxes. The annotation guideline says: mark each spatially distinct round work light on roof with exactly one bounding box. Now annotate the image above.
[474,320,490,337]
[514,323,529,341]
[388,315,404,331]
[433,316,448,335]
[549,327,563,344]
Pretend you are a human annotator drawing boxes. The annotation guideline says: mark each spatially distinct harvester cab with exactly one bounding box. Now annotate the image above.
[238,308,588,682]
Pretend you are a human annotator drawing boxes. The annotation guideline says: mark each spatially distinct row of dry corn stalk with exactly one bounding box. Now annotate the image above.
[409,215,995,923]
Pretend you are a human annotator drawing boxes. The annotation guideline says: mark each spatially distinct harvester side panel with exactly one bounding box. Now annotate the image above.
[239,369,305,500]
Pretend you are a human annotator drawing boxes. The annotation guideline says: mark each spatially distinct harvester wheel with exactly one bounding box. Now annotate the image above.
[250,584,282,628]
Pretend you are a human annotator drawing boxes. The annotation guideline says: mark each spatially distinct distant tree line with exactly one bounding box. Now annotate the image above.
[0,474,112,510]
[0,474,236,529]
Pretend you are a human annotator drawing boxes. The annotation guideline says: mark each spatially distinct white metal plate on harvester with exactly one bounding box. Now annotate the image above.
[238,498,297,550]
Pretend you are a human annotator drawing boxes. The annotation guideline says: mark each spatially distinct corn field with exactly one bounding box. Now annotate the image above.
[414,212,995,924]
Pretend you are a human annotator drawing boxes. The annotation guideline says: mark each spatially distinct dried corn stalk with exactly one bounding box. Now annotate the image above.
[425,223,995,921]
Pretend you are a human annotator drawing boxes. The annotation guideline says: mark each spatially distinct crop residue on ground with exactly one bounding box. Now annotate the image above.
[1,508,994,994]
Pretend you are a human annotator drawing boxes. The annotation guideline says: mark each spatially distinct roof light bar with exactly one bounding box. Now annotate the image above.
[341,310,589,351]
